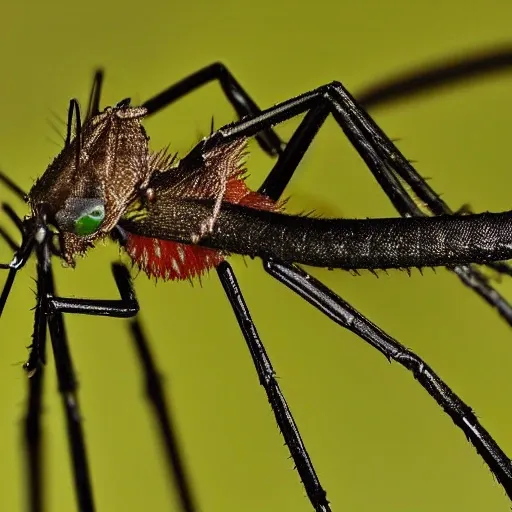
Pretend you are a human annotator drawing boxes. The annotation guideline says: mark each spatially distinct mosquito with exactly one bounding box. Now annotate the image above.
[1,46,512,512]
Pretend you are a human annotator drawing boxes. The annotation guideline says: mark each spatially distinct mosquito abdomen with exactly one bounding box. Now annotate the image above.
[120,199,512,271]
[215,207,512,269]
[223,208,512,269]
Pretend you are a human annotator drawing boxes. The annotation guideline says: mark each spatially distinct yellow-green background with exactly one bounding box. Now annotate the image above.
[0,1,511,511]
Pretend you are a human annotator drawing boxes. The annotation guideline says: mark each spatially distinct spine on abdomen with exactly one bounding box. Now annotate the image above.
[210,207,512,270]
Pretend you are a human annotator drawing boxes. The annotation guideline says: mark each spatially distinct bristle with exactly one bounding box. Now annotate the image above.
[124,169,279,281]
[125,236,224,281]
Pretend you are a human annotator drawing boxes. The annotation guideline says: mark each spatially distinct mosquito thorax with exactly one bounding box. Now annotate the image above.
[27,101,155,264]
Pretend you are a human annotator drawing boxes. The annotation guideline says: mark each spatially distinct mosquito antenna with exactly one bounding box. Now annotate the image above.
[85,69,104,121]
[65,99,75,147]
[65,98,83,166]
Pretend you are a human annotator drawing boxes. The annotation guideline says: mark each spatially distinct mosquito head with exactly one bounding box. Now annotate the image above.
[27,101,153,265]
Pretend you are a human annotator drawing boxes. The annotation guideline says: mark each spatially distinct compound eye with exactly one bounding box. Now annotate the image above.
[74,204,105,236]
[55,198,106,237]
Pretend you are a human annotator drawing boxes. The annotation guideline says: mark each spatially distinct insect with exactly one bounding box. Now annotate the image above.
[1,47,512,512]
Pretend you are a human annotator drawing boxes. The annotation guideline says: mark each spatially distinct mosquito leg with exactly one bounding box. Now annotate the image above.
[48,263,138,317]
[265,258,512,499]
[129,319,198,512]
[0,218,46,510]
[24,360,46,512]
[487,261,512,277]
[258,104,329,199]
[216,261,330,512]
[141,63,284,156]
[37,236,95,512]
[45,260,196,511]
[142,47,512,161]
[206,82,428,214]
[2,203,24,231]
[0,226,18,252]
[358,45,512,110]
[0,210,45,369]
[199,81,512,325]
[0,211,35,316]
[0,172,27,201]
[209,80,454,216]
[261,110,512,322]
[109,228,198,510]
[0,264,22,314]
[23,249,49,512]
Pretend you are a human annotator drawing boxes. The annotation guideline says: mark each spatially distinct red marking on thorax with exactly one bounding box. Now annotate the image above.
[125,174,278,281]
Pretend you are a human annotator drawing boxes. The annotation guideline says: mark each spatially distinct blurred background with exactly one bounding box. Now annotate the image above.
[1,0,512,511]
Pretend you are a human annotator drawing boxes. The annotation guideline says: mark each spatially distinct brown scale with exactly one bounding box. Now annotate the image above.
[28,103,161,264]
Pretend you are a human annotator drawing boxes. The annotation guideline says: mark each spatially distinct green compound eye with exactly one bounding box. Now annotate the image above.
[74,205,105,236]
[55,198,106,237]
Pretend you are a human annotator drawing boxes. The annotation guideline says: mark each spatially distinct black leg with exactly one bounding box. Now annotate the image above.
[186,80,512,326]
[23,275,47,512]
[264,259,512,499]
[48,263,139,317]
[36,234,96,512]
[141,62,284,157]
[1,222,48,512]
[138,54,512,313]
[0,217,34,316]
[32,254,197,512]
[0,205,95,512]
[357,45,512,110]
[207,76,512,502]
[216,261,330,512]
[141,47,512,165]
[0,178,35,315]
[39,249,197,511]
[129,319,198,512]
